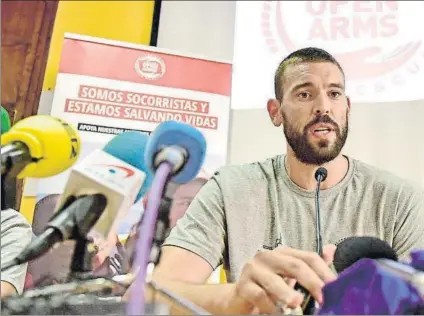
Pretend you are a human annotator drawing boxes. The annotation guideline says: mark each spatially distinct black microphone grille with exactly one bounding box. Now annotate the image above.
[314,167,328,182]
[333,236,398,273]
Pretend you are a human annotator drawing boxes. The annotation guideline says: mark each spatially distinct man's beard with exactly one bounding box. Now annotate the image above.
[282,113,349,166]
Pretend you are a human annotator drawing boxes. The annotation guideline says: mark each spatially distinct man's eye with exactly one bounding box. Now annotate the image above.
[298,92,311,99]
[330,91,342,98]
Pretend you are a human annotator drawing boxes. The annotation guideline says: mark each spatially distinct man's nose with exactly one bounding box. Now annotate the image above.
[313,93,332,115]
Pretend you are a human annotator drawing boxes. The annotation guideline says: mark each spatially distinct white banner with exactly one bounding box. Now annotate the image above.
[231,1,424,109]
[33,33,232,236]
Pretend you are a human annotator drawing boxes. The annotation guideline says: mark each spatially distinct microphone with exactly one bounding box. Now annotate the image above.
[143,120,207,265]
[1,105,11,134]
[128,120,207,315]
[314,167,328,182]
[314,167,327,256]
[333,236,398,273]
[1,194,108,272]
[102,131,153,201]
[145,120,207,184]
[1,115,81,178]
[292,167,329,315]
[54,131,153,261]
[1,131,153,272]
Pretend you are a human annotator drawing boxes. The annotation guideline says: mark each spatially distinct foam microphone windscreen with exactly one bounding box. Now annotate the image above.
[103,131,153,202]
[145,120,207,184]
[1,105,11,134]
[1,115,82,178]
[333,236,398,273]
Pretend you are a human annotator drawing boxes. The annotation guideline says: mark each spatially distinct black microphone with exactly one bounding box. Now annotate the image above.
[293,167,328,315]
[333,236,398,273]
[314,167,327,256]
[1,194,107,272]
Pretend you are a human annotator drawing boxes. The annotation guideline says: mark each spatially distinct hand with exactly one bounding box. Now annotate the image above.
[232,245,337,314]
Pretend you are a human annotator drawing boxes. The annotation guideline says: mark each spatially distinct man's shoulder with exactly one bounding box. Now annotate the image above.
[214,155,282,182]
[1,209,32,235]
[352,158,424,198]
[1,209,33,296]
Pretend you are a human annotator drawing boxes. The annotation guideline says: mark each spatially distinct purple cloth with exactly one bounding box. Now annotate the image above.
[410,249,424,271]
[318,258,423,315]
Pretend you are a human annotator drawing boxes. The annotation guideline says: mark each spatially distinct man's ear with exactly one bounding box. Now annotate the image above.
[346,96,351,114]
[267,99,283,127]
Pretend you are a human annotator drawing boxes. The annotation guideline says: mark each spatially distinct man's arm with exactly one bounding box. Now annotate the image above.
[124,247,240,315]
[1,209,33,297]
[151,247,244,315]
[147,173,248,314]
[143,172,338,314]
[1,280,18,298]
[393,186,424,259]
[151,246,338,315]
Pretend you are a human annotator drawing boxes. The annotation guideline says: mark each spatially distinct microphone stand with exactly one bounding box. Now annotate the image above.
[129,183,209,315]
[127,162,173,315]
[0,194,108,274]
[66,194,109,280]
[1,142,31,210]
[1,173,12,210]
[150,195,172,265]
[69,237,93,277]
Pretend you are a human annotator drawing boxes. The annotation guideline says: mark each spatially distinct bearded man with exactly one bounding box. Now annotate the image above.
[143,47,424,314]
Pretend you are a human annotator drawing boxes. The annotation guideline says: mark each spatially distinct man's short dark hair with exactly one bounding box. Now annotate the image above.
[274,47,345,101]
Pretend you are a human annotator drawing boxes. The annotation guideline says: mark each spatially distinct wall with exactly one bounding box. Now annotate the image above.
[38,0,155,115]
[157,1,236,62]
[21,0,155,223]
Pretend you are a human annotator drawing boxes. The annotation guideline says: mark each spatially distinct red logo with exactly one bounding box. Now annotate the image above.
[134,55,166,80]
[261,1,422,81]
[97,164,135,178]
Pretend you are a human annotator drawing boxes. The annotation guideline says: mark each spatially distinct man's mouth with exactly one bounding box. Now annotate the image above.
[310,124,335,136]
[314,127,332,134]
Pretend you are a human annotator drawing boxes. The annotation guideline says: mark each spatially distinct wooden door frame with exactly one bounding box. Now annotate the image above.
[1,0,59,209]
[18,0,58,121]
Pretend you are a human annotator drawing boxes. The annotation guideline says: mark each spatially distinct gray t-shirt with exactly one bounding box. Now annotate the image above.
[163,155,424,282]
[1,209,33,294]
